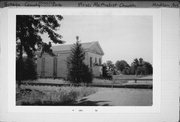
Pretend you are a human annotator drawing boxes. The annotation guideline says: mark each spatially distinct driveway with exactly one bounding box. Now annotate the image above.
[76,88,152,106]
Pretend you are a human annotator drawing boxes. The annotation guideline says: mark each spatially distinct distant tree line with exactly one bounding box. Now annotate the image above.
[102,58,153,78]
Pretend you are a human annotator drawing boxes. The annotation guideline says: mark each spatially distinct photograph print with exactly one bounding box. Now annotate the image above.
[16,13,153,106]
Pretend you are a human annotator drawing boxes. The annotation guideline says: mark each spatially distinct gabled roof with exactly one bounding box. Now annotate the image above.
[51,41,104,55]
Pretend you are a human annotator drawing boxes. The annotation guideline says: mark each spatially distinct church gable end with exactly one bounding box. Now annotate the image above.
[87,42,104,56]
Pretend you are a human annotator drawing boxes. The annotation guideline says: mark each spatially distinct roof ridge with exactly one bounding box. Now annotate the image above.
[51,41,98,52]
[52,41,97,47]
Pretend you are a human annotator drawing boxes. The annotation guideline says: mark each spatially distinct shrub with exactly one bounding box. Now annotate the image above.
[17,85,97,105]
[16,57,37,82]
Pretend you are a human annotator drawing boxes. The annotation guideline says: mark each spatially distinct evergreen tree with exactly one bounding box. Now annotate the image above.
[67,37,93,84]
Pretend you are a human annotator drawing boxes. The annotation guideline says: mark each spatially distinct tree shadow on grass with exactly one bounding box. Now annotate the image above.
[18,99,110,106]
[74,98,110,106]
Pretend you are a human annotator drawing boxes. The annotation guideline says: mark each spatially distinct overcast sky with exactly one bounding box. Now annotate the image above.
[44,15,153,65]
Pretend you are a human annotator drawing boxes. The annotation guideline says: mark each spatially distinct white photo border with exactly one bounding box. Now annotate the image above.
[7,7,161,113]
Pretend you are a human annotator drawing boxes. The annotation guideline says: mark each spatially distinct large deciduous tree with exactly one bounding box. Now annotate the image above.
[130,58,153,75]
[142,61,153,75]
[16,15,65,86]
[115,60,130,73]
[16,15,64,59]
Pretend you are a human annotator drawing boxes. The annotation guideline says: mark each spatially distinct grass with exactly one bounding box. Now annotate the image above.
[21,78,126,85]
[21,76,152,88]
[16,85,97,105]
[21,78,69,84]
[92,78,127,85]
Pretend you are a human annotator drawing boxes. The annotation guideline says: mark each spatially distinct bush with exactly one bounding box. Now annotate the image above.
[17,85,97,105]
[102,64,108,78]
[16,57,37,82]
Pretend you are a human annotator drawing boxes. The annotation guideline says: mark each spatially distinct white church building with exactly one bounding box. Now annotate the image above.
[36,41,104,79]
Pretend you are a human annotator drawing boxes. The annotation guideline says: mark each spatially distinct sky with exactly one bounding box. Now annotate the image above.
[43,15,153,65]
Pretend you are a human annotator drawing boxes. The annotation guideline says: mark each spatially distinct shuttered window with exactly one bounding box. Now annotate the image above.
[53,57,57,77]
[41,57,45,77]
[99,58,101,65]
[95,57,97,63]
[90,57,92,68]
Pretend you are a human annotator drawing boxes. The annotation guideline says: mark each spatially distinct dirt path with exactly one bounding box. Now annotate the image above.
[76,88,152,106]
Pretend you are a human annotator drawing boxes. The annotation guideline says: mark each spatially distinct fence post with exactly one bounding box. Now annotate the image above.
[135,79,137,83]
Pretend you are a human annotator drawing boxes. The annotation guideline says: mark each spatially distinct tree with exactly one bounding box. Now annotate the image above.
[136,66,145,75]
[80,64,93,84]
[16,57,37,82]
[102,63,108,77]
[139,58,143,66]
[67,37,93,84]
[129,64,136,75]
[130,58,140,75]
[115,60,130,73]
[106,60,117,75]
[16,15,65,59]
[122,67,130,75]
[106,61,114,71]
[143,61,153,75]
[16,15,65,86]
[130,58,153,75]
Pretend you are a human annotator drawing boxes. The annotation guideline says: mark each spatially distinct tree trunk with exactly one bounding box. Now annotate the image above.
[17,44,23,89]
